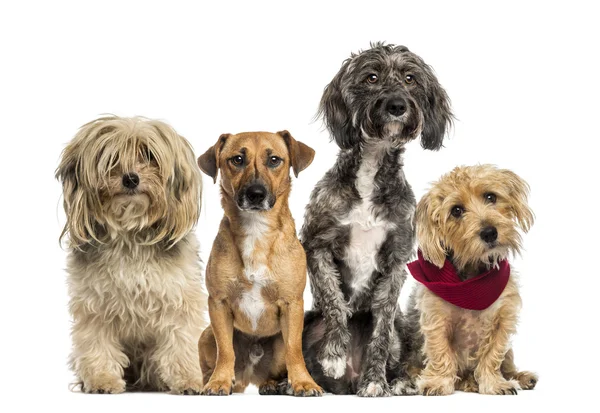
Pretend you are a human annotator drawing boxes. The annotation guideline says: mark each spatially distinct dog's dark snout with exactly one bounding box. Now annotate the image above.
[246,184,267,204]
[480,226,498,244]
[122,173,140,189]
[386,98,407,116]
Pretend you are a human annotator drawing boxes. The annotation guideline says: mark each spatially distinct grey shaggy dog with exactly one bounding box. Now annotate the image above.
[300,43,452,396]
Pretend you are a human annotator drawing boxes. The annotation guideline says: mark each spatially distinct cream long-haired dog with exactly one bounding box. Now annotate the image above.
[56,116,208,394]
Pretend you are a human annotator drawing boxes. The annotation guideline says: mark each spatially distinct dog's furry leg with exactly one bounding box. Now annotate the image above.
[202,297,235,395]
[307,248,351,379]
[356,272,404,397]
[501,348,538,390]
[280,299,323,396]
[474,302,520,395]
[70,319,128,394]
[356,237,409,398]
[417,293,457,396]
[387,313,419,396]
[153,325,204,395]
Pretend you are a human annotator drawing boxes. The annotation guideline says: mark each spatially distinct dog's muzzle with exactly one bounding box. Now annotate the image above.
[237,183,274,211]
[372,93,421,141]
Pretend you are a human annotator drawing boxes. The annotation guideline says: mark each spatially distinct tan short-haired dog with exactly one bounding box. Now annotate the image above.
[404,165,538,395]
[197,131,323,396]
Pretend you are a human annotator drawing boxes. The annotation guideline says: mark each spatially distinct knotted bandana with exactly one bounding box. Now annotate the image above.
[407,250,510,310]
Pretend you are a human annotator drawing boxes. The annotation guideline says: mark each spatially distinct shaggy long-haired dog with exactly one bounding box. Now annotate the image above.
[56,116,208,394]
[403,165,538,395]
[301,43,452,396]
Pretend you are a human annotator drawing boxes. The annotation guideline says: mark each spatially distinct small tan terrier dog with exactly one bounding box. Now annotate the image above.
[404,164,538,395]
[197,131,323,396]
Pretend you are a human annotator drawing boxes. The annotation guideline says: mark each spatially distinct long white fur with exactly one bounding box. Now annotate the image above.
[341,142,396,293]
[68,234,208,393]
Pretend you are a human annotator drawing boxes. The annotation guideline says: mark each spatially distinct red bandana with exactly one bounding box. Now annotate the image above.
[407,250,510,310]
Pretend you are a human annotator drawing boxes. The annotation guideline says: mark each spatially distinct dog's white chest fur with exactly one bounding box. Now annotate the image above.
[342,145,393,293]
[239,212,270,331]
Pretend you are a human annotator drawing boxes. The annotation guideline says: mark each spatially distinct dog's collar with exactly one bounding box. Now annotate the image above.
[407,250,510,310]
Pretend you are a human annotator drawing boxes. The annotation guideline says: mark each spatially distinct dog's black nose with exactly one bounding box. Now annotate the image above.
[122,173,140,189]
[246,184,267,205]
[480,226,498,244]
[386,98,407,116]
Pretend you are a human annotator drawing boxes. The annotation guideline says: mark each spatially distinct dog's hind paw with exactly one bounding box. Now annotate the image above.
[319,355,346,379]
[514,371,538,390]
[357,380,392,397]
[258,380,280,395]
[276,379,293,395]
[390,378,418,396]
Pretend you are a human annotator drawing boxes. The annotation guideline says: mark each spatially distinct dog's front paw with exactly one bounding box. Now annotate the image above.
[319,355,347,379]
[390,378,418,396]
[514,371,538,390]
[289,378,323,397]
[478,378,520,395]
[168,377,204,395]
[418,376,455,396]
[202,378,235,396]
[82,374,126,394]
[357,380,392,397]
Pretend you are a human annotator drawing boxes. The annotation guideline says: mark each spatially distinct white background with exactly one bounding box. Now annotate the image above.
[0,0,598,411]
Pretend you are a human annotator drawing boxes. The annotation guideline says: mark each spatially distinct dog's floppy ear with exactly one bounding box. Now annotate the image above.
[500,169,535,232]
[319,59,360,149]
[419,63,453,151]
[56,133,99,249]
[56,151,80,246]
[416,191,447,268]
[198,134,229,184]
[278,130,315,177]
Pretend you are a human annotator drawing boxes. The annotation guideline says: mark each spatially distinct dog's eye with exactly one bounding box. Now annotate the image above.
[366,74,379,84]
[451,205,464,218]
[484,192,497,204]
[268,156,282,168]
[230,155,244,166]
[405,74,414,84]
[144,150,156,163]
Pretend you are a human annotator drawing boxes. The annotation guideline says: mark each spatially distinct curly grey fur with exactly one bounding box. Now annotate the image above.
[300,43,452,396]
